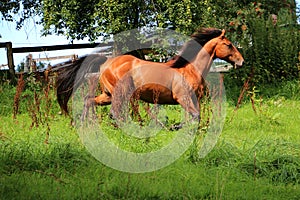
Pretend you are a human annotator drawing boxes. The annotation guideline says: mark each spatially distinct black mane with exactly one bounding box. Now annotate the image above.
[170,28,222,68]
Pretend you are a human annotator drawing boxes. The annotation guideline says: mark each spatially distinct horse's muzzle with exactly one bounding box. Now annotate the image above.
[234,59,244,68]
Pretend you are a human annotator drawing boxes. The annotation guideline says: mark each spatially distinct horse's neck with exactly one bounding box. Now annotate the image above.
[189,46,215,78]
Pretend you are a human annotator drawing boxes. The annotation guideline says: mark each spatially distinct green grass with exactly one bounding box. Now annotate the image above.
[1,80,300,199]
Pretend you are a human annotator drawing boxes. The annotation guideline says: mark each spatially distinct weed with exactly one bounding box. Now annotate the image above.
[13,74,25,119]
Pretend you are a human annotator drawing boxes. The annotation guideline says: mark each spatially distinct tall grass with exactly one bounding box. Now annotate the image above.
[0,79,300,199]
[225,77,300,105]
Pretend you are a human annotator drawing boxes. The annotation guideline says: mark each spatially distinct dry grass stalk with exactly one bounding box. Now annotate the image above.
[13,74,25,119]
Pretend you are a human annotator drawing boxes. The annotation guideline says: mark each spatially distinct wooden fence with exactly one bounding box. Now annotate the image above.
[0,41,114,81]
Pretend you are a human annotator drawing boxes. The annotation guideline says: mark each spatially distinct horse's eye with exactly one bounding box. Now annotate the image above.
[226,43,233,49]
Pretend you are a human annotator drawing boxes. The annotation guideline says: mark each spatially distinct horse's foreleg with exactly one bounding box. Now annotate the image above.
[177,93,200,118]
[144,104,169,130]
[171,95,200,130]
[94,93,112,106]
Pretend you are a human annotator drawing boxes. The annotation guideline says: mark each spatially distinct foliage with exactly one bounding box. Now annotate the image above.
[41,0,297,41]
[41,0,212,41]
[1,0,297,40]
[248,11,299,83]
[224,3,300,86]
[1,1,297,38]
[194,0,297,30]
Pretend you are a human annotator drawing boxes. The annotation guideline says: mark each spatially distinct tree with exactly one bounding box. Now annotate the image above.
[41,0,212,41]
[1,0,297,41]
[0,0,41,37]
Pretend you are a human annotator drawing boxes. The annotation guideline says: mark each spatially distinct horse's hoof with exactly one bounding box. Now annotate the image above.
[110,121,119,128]
[109,113,114,119]
[170,124,183,131]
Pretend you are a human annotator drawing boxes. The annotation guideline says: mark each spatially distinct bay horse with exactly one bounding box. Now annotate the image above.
[56,28,244,124]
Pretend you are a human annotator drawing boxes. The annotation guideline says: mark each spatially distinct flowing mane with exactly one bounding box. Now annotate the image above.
[170,28,222,68]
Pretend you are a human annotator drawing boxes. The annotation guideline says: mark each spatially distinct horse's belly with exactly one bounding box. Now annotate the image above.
[136,84,178,105]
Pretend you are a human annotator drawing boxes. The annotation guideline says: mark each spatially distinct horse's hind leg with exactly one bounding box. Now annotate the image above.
[81,74,99,121]
[81,93,111,121]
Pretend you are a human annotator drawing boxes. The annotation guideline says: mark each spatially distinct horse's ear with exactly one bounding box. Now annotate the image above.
[220,29,226,38]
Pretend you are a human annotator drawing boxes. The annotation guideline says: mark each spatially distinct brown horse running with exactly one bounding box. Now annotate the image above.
[56,28,244,122]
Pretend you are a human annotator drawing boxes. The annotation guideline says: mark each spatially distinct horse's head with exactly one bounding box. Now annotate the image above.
[209,29,244,68]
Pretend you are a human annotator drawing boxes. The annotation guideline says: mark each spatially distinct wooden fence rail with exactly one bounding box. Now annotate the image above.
[0,41,114,81]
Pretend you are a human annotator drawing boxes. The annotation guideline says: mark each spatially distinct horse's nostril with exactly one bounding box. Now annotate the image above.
[235,59,244,68]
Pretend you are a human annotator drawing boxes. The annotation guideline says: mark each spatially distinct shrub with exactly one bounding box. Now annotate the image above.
[226,5,300,86]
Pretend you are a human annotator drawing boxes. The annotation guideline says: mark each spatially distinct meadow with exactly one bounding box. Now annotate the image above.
[0,77,300,200]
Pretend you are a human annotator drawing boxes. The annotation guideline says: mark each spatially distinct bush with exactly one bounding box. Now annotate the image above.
[248,10,299,83]
[226,5,300,87]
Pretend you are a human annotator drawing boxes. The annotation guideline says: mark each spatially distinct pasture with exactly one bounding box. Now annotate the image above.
[1,78,300,199]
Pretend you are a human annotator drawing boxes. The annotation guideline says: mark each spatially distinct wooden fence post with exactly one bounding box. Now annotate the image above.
[24,54,31,73]
[6,42,16,82]
[31,59,37,72]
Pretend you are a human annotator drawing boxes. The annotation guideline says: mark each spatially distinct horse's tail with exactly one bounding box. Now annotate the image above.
[56,54,108,114]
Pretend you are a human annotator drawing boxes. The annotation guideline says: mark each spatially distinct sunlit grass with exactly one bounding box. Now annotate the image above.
[1,80,300,199]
